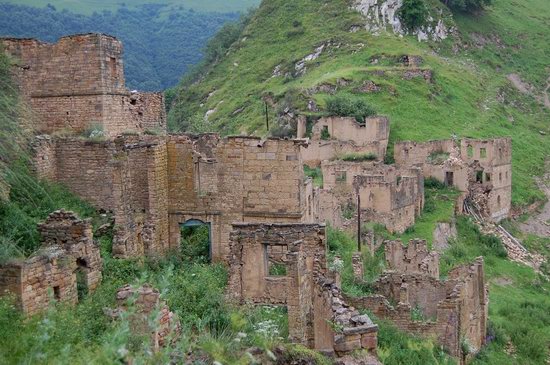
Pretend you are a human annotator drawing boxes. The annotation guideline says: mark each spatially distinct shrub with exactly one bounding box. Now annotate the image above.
[398,0,429,32]
[341,152,377,162]
[424,177,446,189]
[326,94,376,123]
[441,0,492,12]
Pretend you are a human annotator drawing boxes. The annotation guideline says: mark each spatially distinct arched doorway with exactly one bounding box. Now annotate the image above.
[180,219,211,263]
[75,258,89,300]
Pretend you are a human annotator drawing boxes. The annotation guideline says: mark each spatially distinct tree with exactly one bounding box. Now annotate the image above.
[398,0,428,32]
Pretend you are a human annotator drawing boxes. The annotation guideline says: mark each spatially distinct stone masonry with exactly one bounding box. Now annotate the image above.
[298,116,390,167]
[0,210,102,315]
[345,240,488,362]
[394,138,512,222]
[1,34,166,136]
[228,223,378,356]
[107,284,181,352]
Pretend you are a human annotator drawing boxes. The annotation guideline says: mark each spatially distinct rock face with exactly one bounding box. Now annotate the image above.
[352,0,454,41]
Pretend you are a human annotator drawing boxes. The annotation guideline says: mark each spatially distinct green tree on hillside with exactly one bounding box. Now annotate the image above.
[441,0,492,12]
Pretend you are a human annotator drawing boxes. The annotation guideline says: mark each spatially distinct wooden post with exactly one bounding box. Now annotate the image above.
[357,188,361,252]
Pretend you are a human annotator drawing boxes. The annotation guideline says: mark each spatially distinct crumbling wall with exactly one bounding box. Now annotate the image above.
[110,284,181,351]
[300,116,390,167]
[2,34,165,136]
[394,138,512,222]
[384,239,439,278]
[228,223,377,356]
[346,241,488,361]
[167,135,310,262]
[38,210,102,291]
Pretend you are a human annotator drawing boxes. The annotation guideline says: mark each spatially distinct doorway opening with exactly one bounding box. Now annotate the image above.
[76,258,89,300]
[445,171,454,187]
[180,219,211,264]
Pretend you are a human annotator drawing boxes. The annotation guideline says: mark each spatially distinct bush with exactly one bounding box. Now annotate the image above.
[341,152,377,162]
[326,94,376,123]
[424,177,447,189]
[398,0,428,31]
[441,0,492,12]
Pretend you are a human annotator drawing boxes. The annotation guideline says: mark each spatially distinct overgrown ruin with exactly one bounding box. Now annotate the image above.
[0,34,504,361]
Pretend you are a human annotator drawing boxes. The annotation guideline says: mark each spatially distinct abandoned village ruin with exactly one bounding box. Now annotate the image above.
[0,33,511,361]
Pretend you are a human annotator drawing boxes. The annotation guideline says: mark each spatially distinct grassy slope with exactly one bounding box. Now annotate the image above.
[169,0,550,209]
[1,0,260,13]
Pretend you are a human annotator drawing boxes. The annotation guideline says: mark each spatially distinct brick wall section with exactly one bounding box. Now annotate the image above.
[228,223,377,356]
[2,34,166,136]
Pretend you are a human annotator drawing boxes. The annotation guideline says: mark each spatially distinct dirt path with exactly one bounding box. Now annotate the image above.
[520,161,550,236]
[507,73,550,109]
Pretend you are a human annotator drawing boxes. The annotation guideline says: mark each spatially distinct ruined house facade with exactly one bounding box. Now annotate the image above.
[394,138,512,222]
[319,160,424,233]
[228,223,378,356]
[346,240,488,361]
[0,211,102,315]
[298,116,390,166]
[2,34,166,136]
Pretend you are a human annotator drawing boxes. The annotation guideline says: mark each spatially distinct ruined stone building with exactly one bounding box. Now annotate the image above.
[228,223,378,356]
[298,116,390,166]
[319,160,424,233]
[394,138,512,222]
[346,240,488,362]
[0,210,102,315]
[2,34,166,136]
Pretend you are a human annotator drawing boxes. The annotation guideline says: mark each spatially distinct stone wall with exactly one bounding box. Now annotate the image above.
[394,138,512,222]
[0,210,102,316]
[30,136,170,259]
[228,223,378,356]
[167,135,312,261]
[317,160,424,233]
[2,34,166,136]
[345,241,488,361]
[384,239,439,278]
[299,116,390,167]
[109,284,181,352]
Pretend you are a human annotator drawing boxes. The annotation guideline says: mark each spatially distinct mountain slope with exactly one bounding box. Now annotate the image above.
[0,0,260,14]
[168,0,550,209]
[0,3,239,90]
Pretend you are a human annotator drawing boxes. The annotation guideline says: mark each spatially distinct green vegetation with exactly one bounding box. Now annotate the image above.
[341,152,378,162]
[180,224,211,264]
[376,318,456,364]
[304,165,323,188]
[169,0,550,211]
[326,94,377,123]
[0,0,259,15]
[398,0,429,31]
[0,3,240,90]
[441,0,492,13]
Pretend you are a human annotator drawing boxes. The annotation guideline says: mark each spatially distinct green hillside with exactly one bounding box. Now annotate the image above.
[168,0,550,209]
[0,0,260,14]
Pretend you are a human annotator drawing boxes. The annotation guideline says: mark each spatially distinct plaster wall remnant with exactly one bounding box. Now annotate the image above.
[228,223,378,356]
[0,210,102,316]
[107,284,181,352]
[298,116,389,167]
[1,34,166,136]
[345,240,488,362]
[394,138,512,222]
